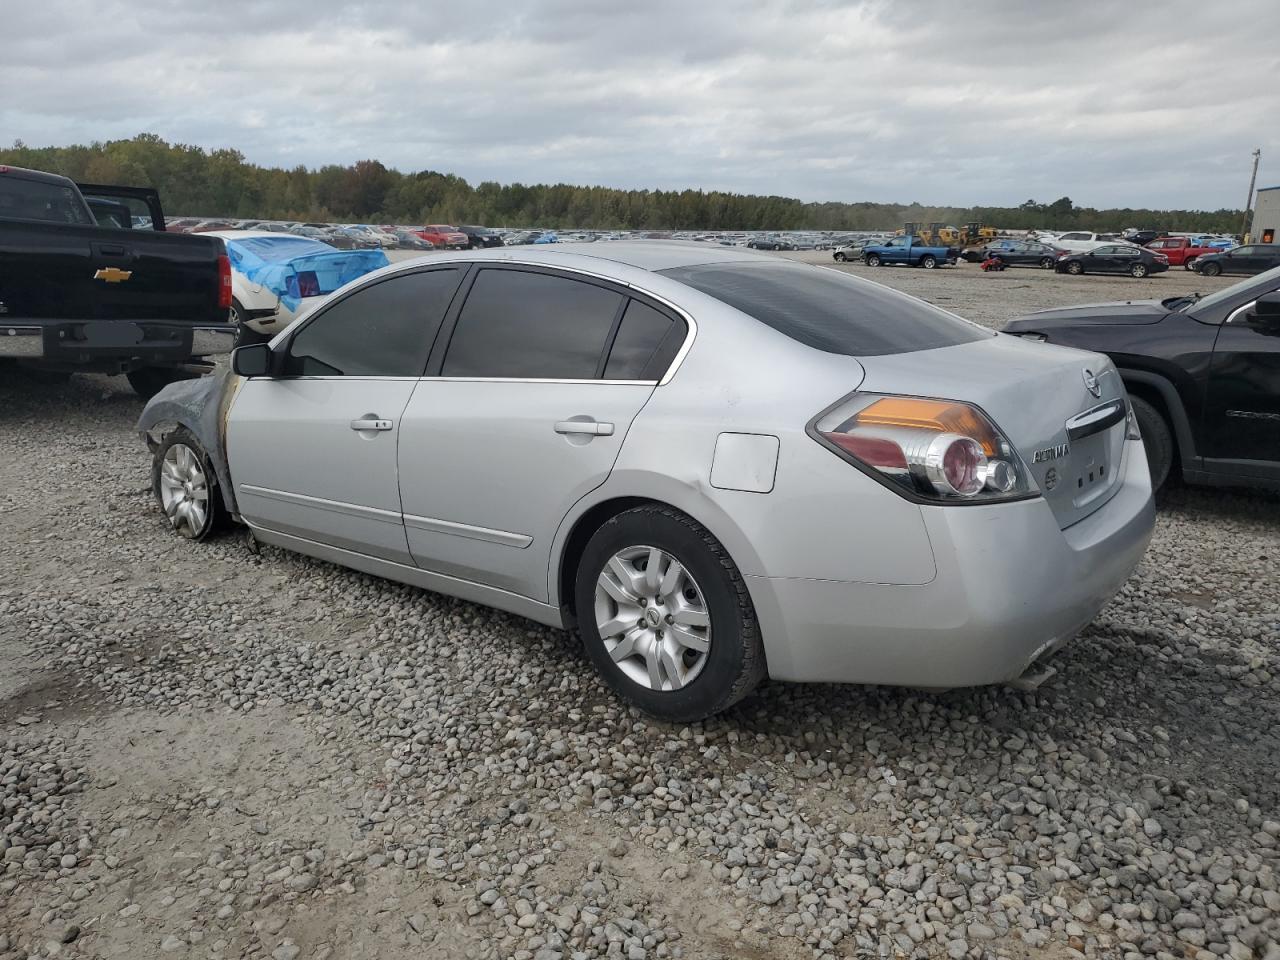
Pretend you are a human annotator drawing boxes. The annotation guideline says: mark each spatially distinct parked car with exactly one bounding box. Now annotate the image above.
[289,224,356,249]
[1052,232,1134,253]
[393,230,435,251]
[861,235,959,268]
[1191,243,1280,277]
[1004,265,1280,492]
[206,230,389,345]
[746,237,793,250]
[1143,236,1219,270]
[505,231,540,246]
[1056,245,1169,278]
[190,219,236,233]
[0,165,234,397]
[961,239,1064,268]
[415,224,469,249]
[138,244,1153,721]
[1123,230,1164,247]
[165,217,203,233]
[831,241,867,262]
[532,231,560,244]
[458,225,504,249]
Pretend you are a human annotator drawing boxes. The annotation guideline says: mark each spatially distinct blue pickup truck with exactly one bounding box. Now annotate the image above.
[861,235,959,269]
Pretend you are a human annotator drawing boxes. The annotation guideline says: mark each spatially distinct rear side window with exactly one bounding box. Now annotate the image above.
[604,300,685,380]
[659,261,989,357]
[0,177,92,225]
[443,269,623,379]
[284,268,463,377]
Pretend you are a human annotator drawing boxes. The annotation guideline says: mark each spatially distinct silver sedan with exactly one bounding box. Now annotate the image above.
[139,243,1155,721]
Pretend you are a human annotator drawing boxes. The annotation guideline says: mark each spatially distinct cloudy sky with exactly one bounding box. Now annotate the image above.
[5,0,1279,209]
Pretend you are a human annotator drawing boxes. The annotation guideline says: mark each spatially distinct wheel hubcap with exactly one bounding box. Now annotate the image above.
[158,443,209,538]
[594,545,711,692]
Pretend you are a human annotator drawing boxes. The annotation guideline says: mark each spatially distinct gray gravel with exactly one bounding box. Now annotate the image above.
[1,261,1278,959]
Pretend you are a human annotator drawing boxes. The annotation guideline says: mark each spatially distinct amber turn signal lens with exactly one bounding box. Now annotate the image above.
[852,397,1000,456]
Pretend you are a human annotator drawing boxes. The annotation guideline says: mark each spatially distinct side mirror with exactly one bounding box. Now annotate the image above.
[1253,292,1280,322]
[231,342,273,377]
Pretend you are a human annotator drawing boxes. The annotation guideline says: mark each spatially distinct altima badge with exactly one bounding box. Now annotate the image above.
[1032,443,1070,463]
[93,267,133,283]
[1082,367,1102,398]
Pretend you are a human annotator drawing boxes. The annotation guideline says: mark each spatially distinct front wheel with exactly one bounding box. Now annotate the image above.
[833,252,847,262]
[1183,257,1198,271]
[865,254,882,266]
[1200,262,1222,277]
[151,427,227,541]
[920,255,938,269]
[1130,263,1149,278]
[1065,261,1084,275]
[575,506,766,722]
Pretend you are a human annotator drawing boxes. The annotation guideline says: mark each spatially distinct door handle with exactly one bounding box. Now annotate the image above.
[350,418,393,432]
[555,420,614,436]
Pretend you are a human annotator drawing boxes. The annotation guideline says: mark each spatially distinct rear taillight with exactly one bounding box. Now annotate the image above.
[217,254,233,310]
[813,394,1037,503]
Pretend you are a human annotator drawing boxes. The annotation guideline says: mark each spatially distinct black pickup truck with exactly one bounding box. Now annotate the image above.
[0,165,234,397]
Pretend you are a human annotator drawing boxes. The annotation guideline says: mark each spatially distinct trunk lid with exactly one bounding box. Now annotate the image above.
[856,333,1129,529]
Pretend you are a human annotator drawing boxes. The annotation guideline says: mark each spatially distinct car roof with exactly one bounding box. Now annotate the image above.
[511,240,778,272]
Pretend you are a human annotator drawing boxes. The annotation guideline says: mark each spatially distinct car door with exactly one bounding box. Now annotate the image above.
[1222,246,1256,275]
[881,237,910,263]
[1201,287,1280,482]
[226,266,467,564]
[397,265,688,599]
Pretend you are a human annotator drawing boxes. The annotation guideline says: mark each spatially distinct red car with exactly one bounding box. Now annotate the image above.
[413,224,469,249]
[1144,236,1219,269]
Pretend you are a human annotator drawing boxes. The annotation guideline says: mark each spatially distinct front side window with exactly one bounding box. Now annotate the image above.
[660,261,989,357]
[284,269,463,377]
[442,269,623,379]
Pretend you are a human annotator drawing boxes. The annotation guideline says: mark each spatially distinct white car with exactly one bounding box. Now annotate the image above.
[1052,232,1138,253]
[207,230,389,343]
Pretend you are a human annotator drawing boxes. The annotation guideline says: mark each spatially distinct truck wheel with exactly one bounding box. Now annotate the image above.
[1129,263,1149,278]
[920,255,938,269]
[151,427,228,541]
[865,254,882,266]
[1130,396,1174,492]
[575,505,766,722]
[127,367,191,400]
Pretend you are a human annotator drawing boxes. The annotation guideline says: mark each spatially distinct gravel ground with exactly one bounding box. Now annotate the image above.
[2,257,1278,960]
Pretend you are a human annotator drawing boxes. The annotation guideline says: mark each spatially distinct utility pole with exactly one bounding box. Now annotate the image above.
[1241,148,1261,240]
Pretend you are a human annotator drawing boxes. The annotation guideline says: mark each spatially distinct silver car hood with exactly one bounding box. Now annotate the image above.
[855,332,1127,529]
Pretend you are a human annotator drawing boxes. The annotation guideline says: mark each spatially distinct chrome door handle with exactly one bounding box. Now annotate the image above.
[555,420,614,436]
[350,418,393,432]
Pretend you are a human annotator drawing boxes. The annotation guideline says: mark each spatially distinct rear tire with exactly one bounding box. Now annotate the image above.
[1130,263,1149,278]
[1040,256,1055,269]
[1130,395,1174,492]
[1183,257,1198,271]
[1200,262,1222,277]
[865,254,882,266]
[575,505,766,722]
[920,255,938,269]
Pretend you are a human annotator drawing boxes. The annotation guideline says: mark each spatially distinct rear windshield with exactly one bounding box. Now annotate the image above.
[0,176,91,225]
[658,261,990,356]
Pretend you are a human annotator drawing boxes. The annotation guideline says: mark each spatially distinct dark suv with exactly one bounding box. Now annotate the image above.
[458,225,504,249]
[1004,267,1280,492]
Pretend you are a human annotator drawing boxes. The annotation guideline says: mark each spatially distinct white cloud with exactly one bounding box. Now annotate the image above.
[3,0,1278,208]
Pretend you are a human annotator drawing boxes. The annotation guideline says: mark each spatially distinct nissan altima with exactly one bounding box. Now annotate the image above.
[138,243,1155,721]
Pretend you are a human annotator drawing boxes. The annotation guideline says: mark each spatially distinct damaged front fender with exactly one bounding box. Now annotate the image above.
[137,369,242,517]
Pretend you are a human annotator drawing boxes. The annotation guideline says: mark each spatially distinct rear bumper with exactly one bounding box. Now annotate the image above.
[0,321,234,365]
[750,437,1155,687]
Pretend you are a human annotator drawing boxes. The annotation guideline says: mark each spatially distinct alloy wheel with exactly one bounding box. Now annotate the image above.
[594,545,711,692]
[158,443,210,538]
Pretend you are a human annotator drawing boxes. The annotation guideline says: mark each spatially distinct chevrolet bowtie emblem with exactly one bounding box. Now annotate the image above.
[93,267,133,283]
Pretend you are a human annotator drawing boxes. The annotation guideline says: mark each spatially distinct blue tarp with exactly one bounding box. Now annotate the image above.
[224,236,389,312]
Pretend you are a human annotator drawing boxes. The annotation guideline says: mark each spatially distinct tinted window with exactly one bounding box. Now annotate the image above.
[443,269,623,378]
[604,299,685,380]
[284,269,463,377]
[0,177,92,224]
[660,261,989,357]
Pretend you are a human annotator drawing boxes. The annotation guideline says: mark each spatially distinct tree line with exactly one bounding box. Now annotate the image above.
[1,134,1245,234]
